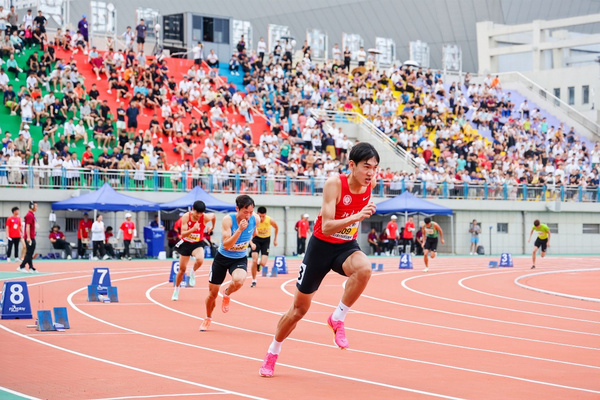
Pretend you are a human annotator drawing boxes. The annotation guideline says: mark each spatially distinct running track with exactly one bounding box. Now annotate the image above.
[1,255,599,400]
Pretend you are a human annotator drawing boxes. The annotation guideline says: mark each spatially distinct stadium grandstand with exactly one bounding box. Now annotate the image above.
[1,0,600,259]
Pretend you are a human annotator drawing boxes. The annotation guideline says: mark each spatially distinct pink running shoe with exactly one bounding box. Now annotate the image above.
[327,314,349,349]
[259,352,278,377]
[222,295,230,313]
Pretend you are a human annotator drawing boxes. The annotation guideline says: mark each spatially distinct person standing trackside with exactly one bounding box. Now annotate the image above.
[118,213,136,260]
[77,212,92,258]
[259,142,379,377]
[528,219,550,269]
[200,195,258,332]
[171,201,216,301]
[135,19,147,53]
[250,206,279,288]
[18,202,38,273]
[420,217,444,272]
[469,219,481,255]
[91,214,108,260]
[5,206,22,263]
[295,213,310,256]
[402,215,415,254]
[384,215,399,255]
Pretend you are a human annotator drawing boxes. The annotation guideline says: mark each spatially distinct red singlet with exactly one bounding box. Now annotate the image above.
[182,212,206,243]
[313,174,371,243]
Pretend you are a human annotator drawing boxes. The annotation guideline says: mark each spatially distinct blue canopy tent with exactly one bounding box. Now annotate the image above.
[374,191,453,216]
[51,183,159,211]
[374,191,455,253]
[158,186,236,212]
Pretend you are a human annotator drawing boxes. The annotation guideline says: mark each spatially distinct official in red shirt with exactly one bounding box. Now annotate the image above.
[77,212,93,258]
[402,215,416,254]
[49,225,73,259]
[118,213,136,260]
[384,215,399,254]
[294,214,310,256]
[6,206,22,262]
[19,202,38,273]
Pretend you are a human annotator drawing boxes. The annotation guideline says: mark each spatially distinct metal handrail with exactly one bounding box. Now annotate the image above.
[2,166,597,203]
[498,71,600,140]
[311,109,417,169]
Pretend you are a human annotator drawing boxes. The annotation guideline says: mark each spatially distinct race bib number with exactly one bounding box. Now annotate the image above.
[13,224,18,229]
[425,228,435,235]
[331,222,358,241]
[187,233,201,242]
[257,227,269,236]
[128,229,132,234]
[230,241,249,251]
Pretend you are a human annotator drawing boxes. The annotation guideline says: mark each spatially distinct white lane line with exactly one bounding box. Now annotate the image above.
[515,269,600,303]
[147,281,600,394]
[282,277,600,352]
[398,272,600,336]
[87,392,228,400]
[63,279,473,400]
[458,272,600,313]
[0,272,270,400]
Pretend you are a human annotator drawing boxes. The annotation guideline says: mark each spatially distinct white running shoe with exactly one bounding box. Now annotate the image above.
[423,267,429,272]
[189,271,196,287]
[171,288,179,301]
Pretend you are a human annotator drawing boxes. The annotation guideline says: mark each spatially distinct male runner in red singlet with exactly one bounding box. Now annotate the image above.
[171,200,216,301]
[259,142,379,377]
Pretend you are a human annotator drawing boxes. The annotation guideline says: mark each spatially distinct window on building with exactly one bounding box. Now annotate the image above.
[497,223,508,233]
[546,223,558,234]
[0,217,6,230]
[583,85,590,105]
[568,86,575,105]
[553,88,560,106]
[65,218,78,232]
[583,224,600,234]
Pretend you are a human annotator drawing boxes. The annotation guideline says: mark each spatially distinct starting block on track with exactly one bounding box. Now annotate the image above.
[488,261,499,268]
[53,307,70,329]
[36,310,56,331]
[371,263,383,271]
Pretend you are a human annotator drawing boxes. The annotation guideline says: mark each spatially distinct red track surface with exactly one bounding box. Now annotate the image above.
[1,256,599,400]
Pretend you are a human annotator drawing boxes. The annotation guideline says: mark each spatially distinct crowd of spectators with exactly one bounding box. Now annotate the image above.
[0,8,599,200]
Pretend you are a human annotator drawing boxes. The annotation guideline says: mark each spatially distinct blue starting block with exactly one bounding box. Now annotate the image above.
[261,266,269,277]
[1,281,33,319]
[371,263,383,271]
[274,256,288,274]
[87,285,99,301]
[107,286,119,303]
[37,310,56,331]
[269,265,278,277]
[88,285,119,302]
[53,307,70,329]
[488,261,499,268]
[398,253,414,269]
[499,253,514,267]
